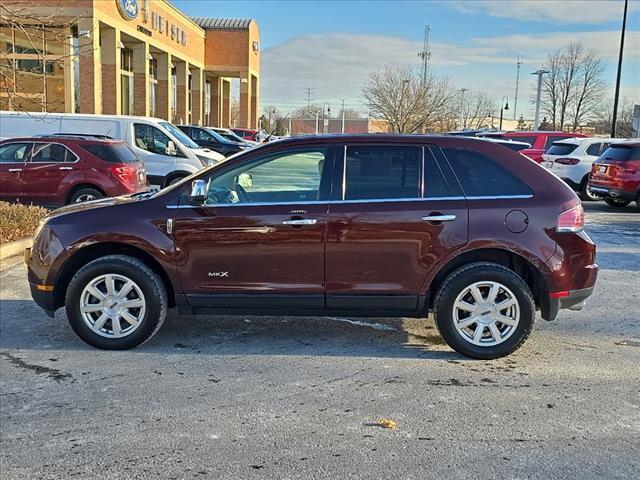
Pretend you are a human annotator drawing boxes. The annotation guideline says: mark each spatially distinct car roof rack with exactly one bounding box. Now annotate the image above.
[33,133,114,140]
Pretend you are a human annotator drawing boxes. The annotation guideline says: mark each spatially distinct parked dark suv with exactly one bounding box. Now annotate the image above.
[176,125,246,157]
[0,135,148,206]
[25,135,598,359]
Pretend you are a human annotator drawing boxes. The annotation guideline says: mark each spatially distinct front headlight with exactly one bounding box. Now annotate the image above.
[196,155,214,167]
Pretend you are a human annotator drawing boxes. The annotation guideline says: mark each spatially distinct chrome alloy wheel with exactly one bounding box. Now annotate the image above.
[452,281,520,347]
[79,274,146,339]
[74,193,97,203]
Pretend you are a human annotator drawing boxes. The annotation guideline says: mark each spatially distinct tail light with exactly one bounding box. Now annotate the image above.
[556,204,584,233]
[109,164,137,192]
[555,157,580,165]
[619,165,638,175]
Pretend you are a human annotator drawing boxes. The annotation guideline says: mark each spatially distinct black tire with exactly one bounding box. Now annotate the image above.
[65,255,168,350]
[68,187,104,204]
[579,178,599,202]
[433,262,535,360]
[604,198,630,207]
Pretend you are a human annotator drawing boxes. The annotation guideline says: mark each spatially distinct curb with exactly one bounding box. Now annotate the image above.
[0,238,32,261]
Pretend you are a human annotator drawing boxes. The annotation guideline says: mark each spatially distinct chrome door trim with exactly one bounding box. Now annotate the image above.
[282,218,317,225]
[422,214,456,222]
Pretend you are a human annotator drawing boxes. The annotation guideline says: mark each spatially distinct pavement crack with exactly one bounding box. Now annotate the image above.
[0,352,72,382]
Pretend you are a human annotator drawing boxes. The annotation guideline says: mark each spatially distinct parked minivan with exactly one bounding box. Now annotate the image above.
[25,135,598,359]
[0,111,225,188]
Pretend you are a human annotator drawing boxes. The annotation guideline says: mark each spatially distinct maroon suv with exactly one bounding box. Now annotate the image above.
[25,135,598,359]
[0,135,148,206]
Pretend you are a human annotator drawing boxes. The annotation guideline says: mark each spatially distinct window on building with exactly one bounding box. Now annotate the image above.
[171,67,177,123]
[204,81,211,126]
[120,47,133,72]
[121,73,134,115]
[344,146,421,200]
[443,148,532,197]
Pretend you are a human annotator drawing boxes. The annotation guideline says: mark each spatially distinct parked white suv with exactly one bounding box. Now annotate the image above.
[542,137,627,201]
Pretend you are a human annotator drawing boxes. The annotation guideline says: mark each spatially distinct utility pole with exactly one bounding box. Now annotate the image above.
[315,109,319,135]
[458,88,468,130]
[417,24,431,87]
[513,56,523,120]
[532,69,549,130]
[611,0,628,137]
[340,99,345,134]
[288,116,292,136]
[304,87,314,109]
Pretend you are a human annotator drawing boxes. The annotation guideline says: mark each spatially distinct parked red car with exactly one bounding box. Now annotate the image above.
[231,128,260,142]
[495,131,588,163]
[588,141,640,208]
[25,135,597,359]
[0,135,148,207]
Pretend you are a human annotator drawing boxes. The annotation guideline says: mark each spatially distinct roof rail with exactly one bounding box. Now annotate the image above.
[33,133,114,140]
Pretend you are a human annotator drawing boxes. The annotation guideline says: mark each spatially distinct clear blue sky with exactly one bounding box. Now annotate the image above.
[173,0,639,118]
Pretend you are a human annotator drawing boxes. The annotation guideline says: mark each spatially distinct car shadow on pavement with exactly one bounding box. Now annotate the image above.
[0,300,464,360]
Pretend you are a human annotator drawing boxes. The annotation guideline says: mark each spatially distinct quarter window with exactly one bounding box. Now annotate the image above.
[443,148,532,197]
[0,143,31,163]
[30,143,71,163]
[344,146,420,200]
[206,149,326,205]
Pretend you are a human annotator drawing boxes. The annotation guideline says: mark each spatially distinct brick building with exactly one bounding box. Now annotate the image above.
[0,0,260,128]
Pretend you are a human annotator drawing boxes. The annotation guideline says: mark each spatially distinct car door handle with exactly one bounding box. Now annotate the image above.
[8,168,22,172]
[58,166,73,170]
[282,218,317,225]
[422,214,456,222]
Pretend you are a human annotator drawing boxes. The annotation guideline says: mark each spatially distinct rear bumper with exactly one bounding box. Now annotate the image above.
[588,186,637,201]
[545,287,596,321]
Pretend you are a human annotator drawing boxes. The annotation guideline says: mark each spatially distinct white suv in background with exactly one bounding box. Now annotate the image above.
[542,137,627,201]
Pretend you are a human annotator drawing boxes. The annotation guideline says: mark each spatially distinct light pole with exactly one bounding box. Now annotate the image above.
[458,88,468,130]
[322,102,331,134]
[532,69,549,130]
[611,0,628,137]
[499,96,509,130]
[315,109,320,135]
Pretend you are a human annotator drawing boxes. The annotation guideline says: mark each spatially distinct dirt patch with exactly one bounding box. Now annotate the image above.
[1,352,72,382]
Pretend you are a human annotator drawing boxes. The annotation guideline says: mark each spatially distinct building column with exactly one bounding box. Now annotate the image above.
[250,74,259,129]
[100,27,120,115]
[191,67,203,126]
[239,74,251,128]
[175,60,188,124]
[222,79,231,128]
[156,52,171,121]
[132,42,149,117]
[77,17,101,114]
[209,76,221,127]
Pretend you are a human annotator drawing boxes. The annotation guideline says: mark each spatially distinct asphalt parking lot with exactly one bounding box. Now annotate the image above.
[1,202,639,479]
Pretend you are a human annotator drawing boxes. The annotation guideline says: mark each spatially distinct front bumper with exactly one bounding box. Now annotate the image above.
[29,282,56,317]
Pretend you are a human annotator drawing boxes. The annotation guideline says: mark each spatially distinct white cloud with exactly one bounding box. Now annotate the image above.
[450,0,638,25]
[261,30,640,116]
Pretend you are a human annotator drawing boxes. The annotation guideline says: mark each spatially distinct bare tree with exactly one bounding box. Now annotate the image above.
[461,92,496,130]
[230,98,240,127]
[538,42,607,132]
[0,1,91,113]
[337,107,361,119]
[588,100,636,137]
[362,66,455,133]
[291,104,322,119]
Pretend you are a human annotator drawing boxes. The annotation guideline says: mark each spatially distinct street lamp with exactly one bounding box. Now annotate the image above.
[532,69,549,130]
[499,96,509,130]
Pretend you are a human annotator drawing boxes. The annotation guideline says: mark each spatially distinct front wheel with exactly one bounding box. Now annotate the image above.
[433,263,535,359]
[604,198,630,207]
[65,255,168,349]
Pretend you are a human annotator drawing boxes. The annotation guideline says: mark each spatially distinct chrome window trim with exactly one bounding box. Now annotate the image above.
[466,194,533,200]
[28,141,80,164]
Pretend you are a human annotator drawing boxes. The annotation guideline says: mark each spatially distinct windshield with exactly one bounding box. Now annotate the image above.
[159,122,200,149]
[204,128,229,143]
[217,130,246,143]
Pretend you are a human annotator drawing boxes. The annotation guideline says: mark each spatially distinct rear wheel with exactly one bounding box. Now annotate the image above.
[433,263,535,359]
[604,198,630,207]
[65,255,167,349]
[69,187,104,204]
[579,178,600,201]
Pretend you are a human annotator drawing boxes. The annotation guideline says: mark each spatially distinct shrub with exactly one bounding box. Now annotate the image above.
[0,202,48,243]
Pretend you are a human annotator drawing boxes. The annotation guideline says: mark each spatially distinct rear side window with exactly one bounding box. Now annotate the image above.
[0,143,32,163]
[443,148,532,197]
[344,146,420,200]
[547,143,578,156]
[585,143,601,156]
[31,143,71,163]
[600,145,640,162]
[82,144,140,163]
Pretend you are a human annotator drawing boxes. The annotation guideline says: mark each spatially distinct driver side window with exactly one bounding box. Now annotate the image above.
[206,149,326,205]
[134,124,171,155]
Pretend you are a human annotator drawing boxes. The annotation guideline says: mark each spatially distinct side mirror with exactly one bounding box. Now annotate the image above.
[189,179,207,203]
[165,140,177,156]
[238,172,253,188]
